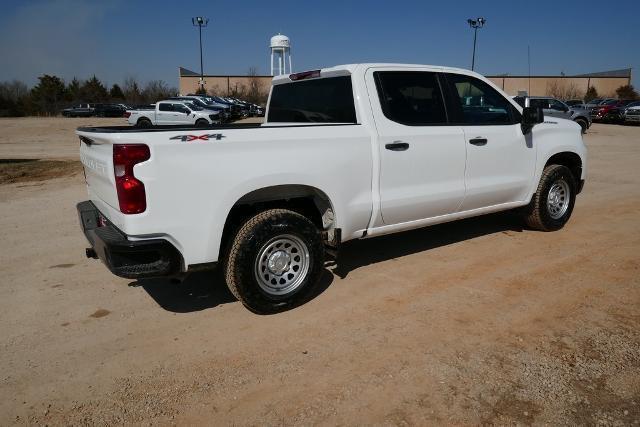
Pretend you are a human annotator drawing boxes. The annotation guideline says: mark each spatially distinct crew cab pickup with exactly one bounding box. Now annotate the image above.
[124,100,220,127]
[77,63,587,313]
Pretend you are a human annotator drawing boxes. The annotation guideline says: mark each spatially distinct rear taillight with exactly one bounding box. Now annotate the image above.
[113,144,150,214]
[124,112,131,118]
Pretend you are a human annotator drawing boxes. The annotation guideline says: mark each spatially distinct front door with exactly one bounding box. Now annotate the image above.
[366,69,466,225]
[442,73,536,211]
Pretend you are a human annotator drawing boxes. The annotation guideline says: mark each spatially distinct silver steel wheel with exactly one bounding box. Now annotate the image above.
[547,179,570,219]
[254,234,310,296]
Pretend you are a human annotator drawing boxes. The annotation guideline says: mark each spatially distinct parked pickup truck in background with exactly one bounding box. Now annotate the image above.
[62,104,95,117]
[124,100,221,127]
[77,63,587,313]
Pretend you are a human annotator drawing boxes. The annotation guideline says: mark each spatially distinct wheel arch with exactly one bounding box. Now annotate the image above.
[544,151,583,192]
[219,184,337,259]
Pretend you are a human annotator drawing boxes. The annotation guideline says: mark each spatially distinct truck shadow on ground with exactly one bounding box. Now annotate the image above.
[137,211,524,313]
[332,210,524,279]
[136,268,335,314]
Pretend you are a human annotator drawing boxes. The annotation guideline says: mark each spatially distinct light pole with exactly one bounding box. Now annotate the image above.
[467,17,486,71]
[192,16,209,93]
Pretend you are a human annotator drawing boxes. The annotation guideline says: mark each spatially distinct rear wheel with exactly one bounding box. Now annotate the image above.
[224,209,325,314]
[523,164,577,231]
[137,118,151,128]
[196,119,209,127]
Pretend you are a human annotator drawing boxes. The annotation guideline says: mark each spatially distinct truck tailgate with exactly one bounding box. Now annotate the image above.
[78,132,119,211]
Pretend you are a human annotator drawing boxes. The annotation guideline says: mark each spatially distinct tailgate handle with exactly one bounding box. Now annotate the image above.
[385,141,410,151]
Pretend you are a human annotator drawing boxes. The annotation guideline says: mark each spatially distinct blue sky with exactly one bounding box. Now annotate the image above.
[0,0,637,88]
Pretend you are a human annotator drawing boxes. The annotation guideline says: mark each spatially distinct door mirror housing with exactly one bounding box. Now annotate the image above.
[521,106,544,134]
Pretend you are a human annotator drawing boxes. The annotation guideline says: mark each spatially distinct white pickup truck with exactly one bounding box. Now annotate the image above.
[124,100,220,127]
[77,63,587,313]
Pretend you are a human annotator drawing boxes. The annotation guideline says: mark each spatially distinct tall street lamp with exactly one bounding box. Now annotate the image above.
[467,17,486,71]
[192,16,209,93]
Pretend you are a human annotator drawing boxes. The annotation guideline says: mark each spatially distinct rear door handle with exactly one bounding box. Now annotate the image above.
[469,138,488,146]
[385,141,410,151]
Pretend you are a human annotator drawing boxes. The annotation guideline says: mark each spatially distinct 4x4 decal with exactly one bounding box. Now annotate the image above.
[170,134,226,142]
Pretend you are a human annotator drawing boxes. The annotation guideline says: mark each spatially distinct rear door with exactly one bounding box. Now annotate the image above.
[442,72,536,211]
[156,102,174,124]
[366,68,466,225]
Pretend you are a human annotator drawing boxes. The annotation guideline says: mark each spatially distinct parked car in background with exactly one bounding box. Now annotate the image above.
[168,96,231,122]
[94,103,127,117]
[565,99,585,107]
[591,99,636,123]
[622,101,640,125]
[513,96,591,133]
[62,104,95,117]
[124,100,221,127]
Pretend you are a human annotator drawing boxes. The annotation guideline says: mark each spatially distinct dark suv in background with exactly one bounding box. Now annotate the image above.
[93,103,126,117]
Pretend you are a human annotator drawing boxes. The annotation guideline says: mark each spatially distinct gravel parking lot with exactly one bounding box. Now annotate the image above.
[0,117,638,425]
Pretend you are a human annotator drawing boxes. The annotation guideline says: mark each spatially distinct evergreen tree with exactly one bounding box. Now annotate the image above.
[80,75,108,103]
[31,74,66,115]
[584,86,598,102]
[615,85,639,100]
[109,84,125,100]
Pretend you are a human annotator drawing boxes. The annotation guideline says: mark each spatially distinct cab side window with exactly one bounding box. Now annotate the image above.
[374,71,448,125]
[158,103,172,112]
[173,104,190,114]
[444,73,517,125]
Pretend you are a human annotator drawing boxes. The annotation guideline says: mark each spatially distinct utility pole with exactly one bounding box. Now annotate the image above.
[467,17,486,71]
[192,16,209,93]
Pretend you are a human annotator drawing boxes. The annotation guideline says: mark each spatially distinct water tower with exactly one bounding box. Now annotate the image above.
[270,34,292,76]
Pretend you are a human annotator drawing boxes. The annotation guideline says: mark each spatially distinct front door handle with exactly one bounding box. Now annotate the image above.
[469,138,488,146]
[385,141,410,151]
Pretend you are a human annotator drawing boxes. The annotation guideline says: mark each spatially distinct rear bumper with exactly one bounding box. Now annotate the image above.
[77,201,183,279]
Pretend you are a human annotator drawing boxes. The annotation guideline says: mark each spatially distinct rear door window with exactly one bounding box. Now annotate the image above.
[158,103,172,112]
[373,71,448,125]
[268,76,357,123]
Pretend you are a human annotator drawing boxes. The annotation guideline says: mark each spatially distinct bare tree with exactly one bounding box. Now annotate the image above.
[142,80,177,103]
[245,66,269,104]
[546,80,583,100]
[123,76,143,104]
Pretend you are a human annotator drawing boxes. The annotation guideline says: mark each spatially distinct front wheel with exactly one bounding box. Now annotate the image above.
[523,165,577,231]
[224,209,325,314]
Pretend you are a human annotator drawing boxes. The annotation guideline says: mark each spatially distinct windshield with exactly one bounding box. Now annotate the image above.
[602,100,618,106]
[188,98,208,108]
[184,102,203,111]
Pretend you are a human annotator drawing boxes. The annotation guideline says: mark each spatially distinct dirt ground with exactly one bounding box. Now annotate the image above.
[0,117,638,425]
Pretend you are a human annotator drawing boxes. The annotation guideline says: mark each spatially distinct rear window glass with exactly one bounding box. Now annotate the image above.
[268,76,357,123]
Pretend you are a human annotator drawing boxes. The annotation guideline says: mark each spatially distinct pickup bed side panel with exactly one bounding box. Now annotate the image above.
[80,125,373,267]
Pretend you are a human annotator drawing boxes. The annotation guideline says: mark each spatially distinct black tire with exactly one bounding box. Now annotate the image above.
[523,165,577,231]
[575,118,587,134]
[137,118,152,128]
[196,119,209,127]
[224,209,325,314]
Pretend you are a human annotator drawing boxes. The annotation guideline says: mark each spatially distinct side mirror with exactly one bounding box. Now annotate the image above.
[521,106,544,134]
